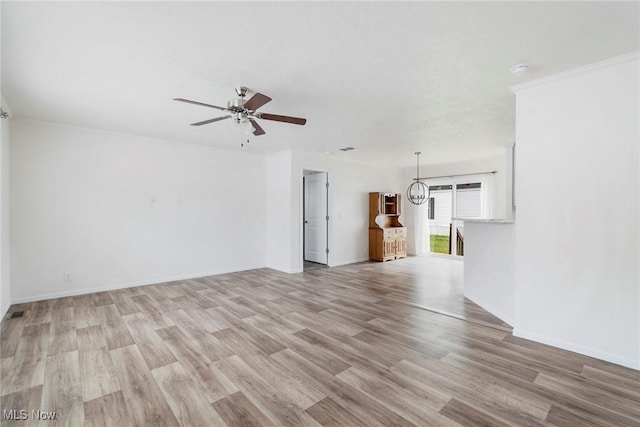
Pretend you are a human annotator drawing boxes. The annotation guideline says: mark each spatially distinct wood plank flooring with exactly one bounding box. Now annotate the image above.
[1,258,639,426]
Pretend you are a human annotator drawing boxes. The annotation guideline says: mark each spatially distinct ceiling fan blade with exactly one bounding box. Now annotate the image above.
[249,119,266,136]
[190,115,231,126]
[244,93,272,111]
[260,113,307,126]
[174,98,227,111]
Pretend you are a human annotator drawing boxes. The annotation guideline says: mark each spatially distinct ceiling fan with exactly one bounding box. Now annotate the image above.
[174,87,307,136]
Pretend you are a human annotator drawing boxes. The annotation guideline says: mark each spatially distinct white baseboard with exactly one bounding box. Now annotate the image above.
[10,264,266,305]
[514,328,640,371]
[265,264,298,274]
[268,257,369,274]
[0,300,10,320]
[329,257,369,268]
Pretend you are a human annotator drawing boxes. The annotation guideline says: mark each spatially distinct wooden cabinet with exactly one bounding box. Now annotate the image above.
[369,192,406,261]
[384,238,396,259]
[369,228,407,261]
[369,193,401,221]
[395,228,407,258]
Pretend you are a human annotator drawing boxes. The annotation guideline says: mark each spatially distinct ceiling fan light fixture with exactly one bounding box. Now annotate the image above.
[232,116,253,135]
[241,120,253,135]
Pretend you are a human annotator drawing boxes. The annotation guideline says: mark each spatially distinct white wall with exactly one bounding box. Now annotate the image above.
[291,151,403,272]
[266,149,293,273]
[464,221,515,326]
[264,149,402,273]
[0,95,11,318]
[402,151,512,255]
[513,52,639,369]
[11,119,267,302]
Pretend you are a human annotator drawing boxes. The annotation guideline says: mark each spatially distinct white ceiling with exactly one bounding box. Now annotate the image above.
[2,2,638,167]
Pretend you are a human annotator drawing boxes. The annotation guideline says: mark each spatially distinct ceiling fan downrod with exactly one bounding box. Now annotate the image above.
[235,86,249,98]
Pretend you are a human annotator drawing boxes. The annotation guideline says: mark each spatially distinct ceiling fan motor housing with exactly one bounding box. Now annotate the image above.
[227,98,246,110]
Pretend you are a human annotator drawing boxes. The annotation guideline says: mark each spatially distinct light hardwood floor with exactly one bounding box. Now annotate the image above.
[1,258,638,426]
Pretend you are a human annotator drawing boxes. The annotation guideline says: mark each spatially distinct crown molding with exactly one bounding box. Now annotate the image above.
[511,51,639,93]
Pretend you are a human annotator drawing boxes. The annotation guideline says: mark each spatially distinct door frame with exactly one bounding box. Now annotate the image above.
[299,167,330,270]
[424,174,489,259]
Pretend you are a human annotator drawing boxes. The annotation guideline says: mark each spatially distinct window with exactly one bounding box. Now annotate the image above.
[455,182,482,218]
[427,197,435,220]
[425,181,485,256]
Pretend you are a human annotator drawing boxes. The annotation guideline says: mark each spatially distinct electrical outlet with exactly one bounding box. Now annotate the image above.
[63,273,72,282]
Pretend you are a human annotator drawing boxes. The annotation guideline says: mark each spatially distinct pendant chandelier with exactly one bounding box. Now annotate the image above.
[407,152,429,205]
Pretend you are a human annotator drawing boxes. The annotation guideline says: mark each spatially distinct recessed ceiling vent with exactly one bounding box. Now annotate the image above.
[339,147,355,151]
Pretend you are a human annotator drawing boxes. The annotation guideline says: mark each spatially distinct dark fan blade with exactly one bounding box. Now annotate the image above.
[249,119,265,136]
[260,113,306,125]
[174,98,227,111]
[244,93,272,111]
[190,115,231,126]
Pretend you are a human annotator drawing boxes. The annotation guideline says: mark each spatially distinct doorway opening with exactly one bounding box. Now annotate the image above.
[425,176,489,257]
[303,170,329,271]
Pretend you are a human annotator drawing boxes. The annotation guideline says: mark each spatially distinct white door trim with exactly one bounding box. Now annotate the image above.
[298,166,331,272]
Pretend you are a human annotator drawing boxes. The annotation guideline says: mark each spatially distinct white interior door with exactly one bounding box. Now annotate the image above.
[304,172,327,264]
